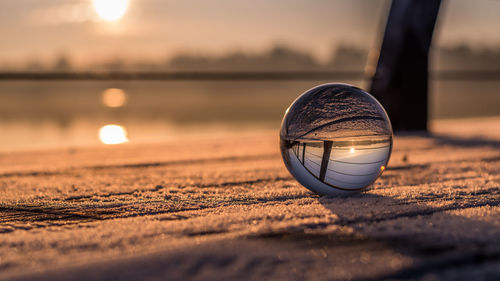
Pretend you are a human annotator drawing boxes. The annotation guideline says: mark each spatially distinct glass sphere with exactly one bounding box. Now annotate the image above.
[280,83,393,196]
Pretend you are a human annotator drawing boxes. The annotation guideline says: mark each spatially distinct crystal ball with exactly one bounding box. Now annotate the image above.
[280,83,393,196]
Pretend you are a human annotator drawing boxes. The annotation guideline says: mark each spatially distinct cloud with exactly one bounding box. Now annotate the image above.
[28,1,99,25]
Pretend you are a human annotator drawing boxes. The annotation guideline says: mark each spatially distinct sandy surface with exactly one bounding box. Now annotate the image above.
[0,119,499,281]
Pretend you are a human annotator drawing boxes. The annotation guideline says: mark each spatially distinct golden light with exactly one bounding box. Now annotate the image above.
[99,125,128,144]
[350,147,355,153]
[380,165,386,171]
[92,0,128,21]
[102,88,127,107]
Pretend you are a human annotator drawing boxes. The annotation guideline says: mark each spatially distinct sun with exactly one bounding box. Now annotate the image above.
[99,125,128,145]
[92,0,128,21]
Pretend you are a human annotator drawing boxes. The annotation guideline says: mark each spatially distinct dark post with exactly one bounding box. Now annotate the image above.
[370,0,442,131]
[319,141,333,182]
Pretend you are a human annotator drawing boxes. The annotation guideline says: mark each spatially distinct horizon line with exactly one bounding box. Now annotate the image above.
[0,70,498,81]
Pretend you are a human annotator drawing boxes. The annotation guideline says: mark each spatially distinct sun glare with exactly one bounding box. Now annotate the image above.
[92,0,128,21]
[99,125,128,144]
[102,88,127,107]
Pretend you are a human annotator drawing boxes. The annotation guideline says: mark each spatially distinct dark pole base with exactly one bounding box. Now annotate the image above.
[370,0,442,131]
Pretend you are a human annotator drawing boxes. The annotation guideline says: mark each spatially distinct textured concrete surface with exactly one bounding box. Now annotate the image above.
[0,118,499,281]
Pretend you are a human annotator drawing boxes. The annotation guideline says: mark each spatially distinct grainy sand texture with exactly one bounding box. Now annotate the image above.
[0,118,499,281]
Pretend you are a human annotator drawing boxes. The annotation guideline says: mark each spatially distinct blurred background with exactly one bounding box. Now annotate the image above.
[1,0,499,150]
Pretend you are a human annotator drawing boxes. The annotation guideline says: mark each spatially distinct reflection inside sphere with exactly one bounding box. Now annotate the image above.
[280,83,393,195]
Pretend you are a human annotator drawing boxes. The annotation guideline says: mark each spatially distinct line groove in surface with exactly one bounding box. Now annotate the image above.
[62,176,292,201]
[0,192,310,234]
[336,200,500,226]
[0,153,279,179]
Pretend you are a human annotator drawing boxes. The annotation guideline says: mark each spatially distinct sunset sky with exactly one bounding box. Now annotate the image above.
[1,0,500,68]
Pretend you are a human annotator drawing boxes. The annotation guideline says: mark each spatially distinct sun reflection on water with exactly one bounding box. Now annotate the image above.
[99,124,128,144]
